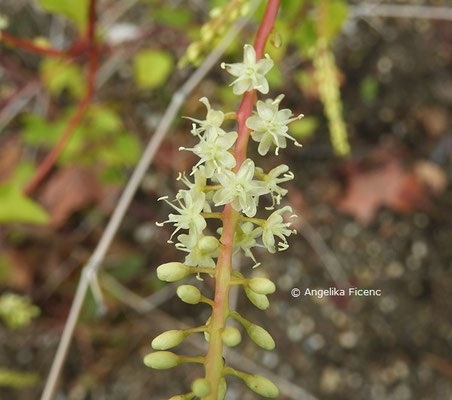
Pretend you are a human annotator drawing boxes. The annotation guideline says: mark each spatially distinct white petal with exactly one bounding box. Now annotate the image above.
[246,115,267,132]
[233,79,251,95]
[243,44,256,65]
[256,55,274,74]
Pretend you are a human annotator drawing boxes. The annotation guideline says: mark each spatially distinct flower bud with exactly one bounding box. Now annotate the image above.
[243,375,279,398]
[186,42,202,63]
[198,235,219,253]
[218,378,227,400]
[246,324,275,350]
[177,285,202,304]
[191,378,211,397]
[248,278,276,295]
[222,326,242,347]
[157,262,190,282]
[152,330,185,350]
[143,351,180,369]
[245,287,269,310]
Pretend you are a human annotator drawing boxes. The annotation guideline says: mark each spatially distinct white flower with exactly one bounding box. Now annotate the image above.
[262,206,297,253]
[177,165,207,195]
[185,97,226,137]
[234,222,263,268]
[180,131,237,178]
[256,165,294,209]
[213,159,269,217]
[156,191,207,242]
[176,234,219,267]
[246,95,303,156]
[221,44,273,95]
[217,221,263,267]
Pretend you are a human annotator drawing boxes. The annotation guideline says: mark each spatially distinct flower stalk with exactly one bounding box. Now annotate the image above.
[146,1,304,398]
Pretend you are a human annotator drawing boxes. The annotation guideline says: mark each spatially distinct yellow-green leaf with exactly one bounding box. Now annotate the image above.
[133,50,174,89]
[40,59,85,99]
[38,0,89,30]
[0,184,49,225]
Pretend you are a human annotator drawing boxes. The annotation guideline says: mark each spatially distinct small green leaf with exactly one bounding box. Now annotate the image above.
[98,134,141,166]
[133,50,174,89]
[40,59,85,99]
[0,184,49,225]
[38,0,89,30]
[84,105,123,134]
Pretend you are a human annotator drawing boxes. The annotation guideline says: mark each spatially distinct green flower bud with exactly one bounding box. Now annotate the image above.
[152,330,185,350]
[186,42,202,63]
[143,351,180,369]
[222,326,242,347]
[245,287,270,310]
[157,262,190,282]
[248,278,276,295]
[198,235,219,253]
[177,285,202,304]
[191,378,211,397]
[218,378,227,400]
[246,324,275,350]
[244,375,279,398]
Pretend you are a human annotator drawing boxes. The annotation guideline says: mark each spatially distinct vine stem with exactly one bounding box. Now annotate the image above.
[203,1,280,399]
[23,0,99,196]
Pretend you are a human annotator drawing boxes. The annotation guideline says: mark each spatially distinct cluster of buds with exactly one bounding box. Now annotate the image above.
[145,43,303,399]
[313,38,350,156]
[179,0,250,67]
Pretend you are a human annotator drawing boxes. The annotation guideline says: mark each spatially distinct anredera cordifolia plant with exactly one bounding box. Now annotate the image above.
[144,1,303,398]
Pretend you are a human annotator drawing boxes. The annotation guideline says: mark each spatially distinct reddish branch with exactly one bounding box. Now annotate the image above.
[23,0,99,196]
[0,32,68,58]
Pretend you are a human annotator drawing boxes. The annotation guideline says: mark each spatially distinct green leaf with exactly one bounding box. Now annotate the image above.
[98,133,141,167]
[84,105,123,134]
[38,0,89,30]
[40,59,85,99]
[11,162,36,189]
[290,117,318,139]
[0,184,49,224]
[133,50,174,89]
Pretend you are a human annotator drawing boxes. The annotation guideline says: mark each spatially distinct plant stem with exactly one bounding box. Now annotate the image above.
[23,0,99,196]
[203,1,280,398]
[0,31,68,57]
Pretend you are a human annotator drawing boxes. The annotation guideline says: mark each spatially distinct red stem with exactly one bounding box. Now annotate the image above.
[24,0,99,196]
[0,32,67,58]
